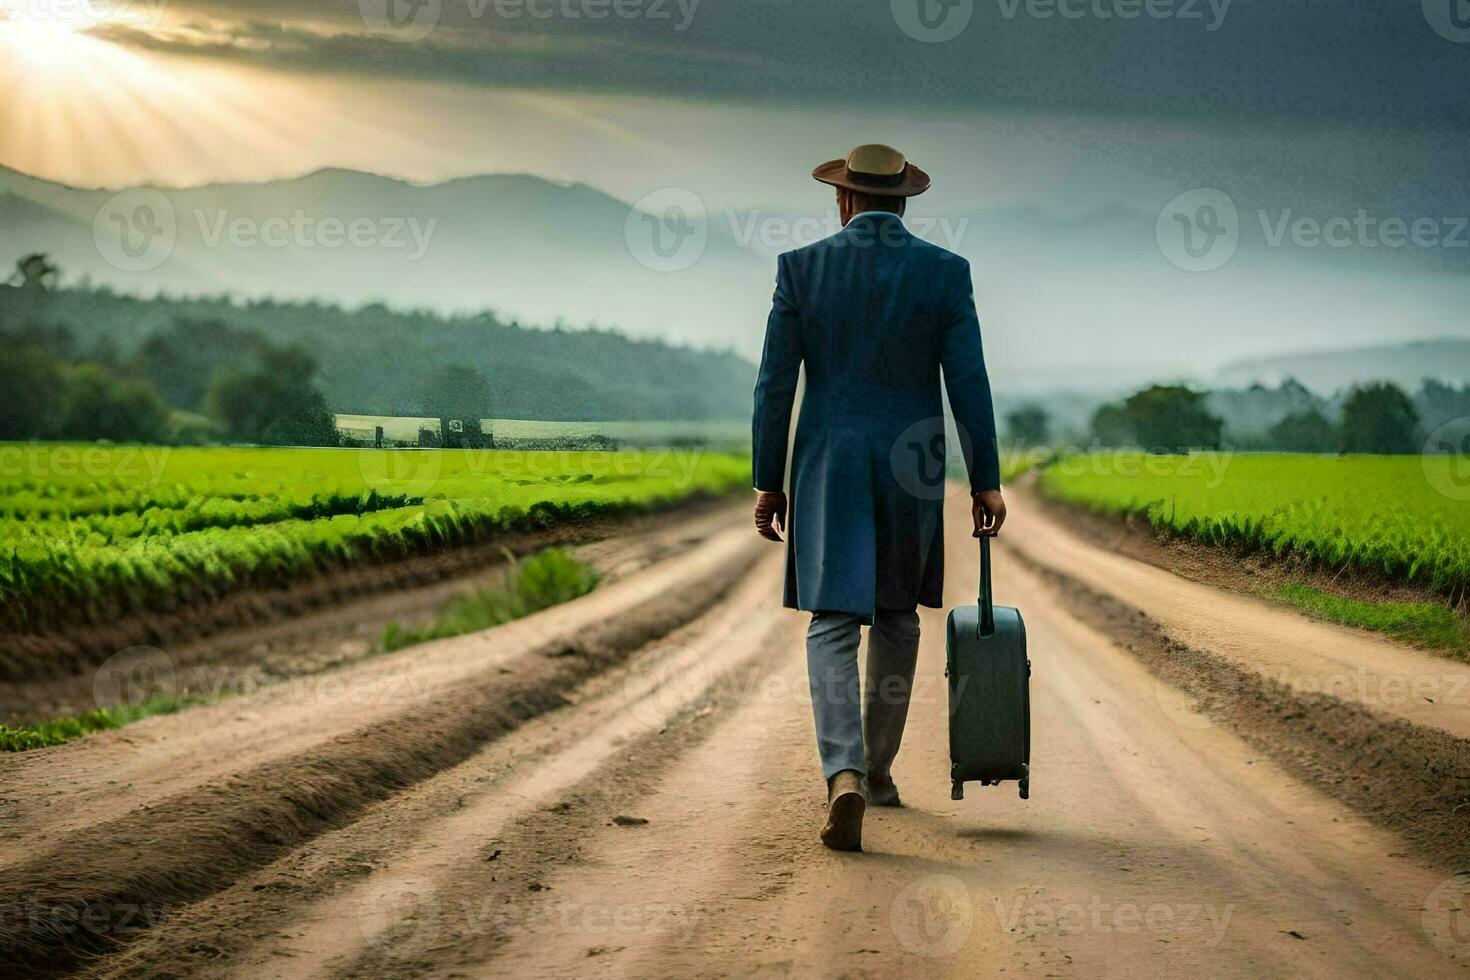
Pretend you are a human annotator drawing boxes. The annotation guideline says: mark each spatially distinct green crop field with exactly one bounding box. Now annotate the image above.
[0,444,750,631]
[1038,453,1470,595]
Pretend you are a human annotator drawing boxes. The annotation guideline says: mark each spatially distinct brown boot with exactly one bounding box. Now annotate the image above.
[864,774,902,808]
[821,769,865,852]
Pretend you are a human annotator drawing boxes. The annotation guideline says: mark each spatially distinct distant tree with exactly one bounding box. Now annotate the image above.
[1340,382,1420,454]
[167,410,226,446]
[57,365,170,443]
[205,345,339,447]
[7,253,58,291]
[1006,405,1051,446]
[1267,408,1338,453]
[1416,379,1470,435]
[423,365,492,448]
[0,346,66,439]
[1122,385,1223,452]
[1089,402,1132,447]
[133,318,270,410]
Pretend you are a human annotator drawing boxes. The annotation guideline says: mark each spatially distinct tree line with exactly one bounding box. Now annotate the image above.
[0,257,754,423]
[0,318,341,446]
[1007,379,1456,454]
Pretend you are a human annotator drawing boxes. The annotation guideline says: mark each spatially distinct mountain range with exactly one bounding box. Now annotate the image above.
[3,163,1468,393]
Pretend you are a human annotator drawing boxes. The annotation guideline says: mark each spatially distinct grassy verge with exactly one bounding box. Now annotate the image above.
[382,547,601,651]
[0,549,602,752]
[1273,583,1470,654]
[0,694,194,752]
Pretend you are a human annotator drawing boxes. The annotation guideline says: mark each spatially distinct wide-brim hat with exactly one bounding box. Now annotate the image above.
[812,143,931,197]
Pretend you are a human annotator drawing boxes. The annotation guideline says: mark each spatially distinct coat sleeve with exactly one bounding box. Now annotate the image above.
[752,252,802,492]
[939,258,1001,493]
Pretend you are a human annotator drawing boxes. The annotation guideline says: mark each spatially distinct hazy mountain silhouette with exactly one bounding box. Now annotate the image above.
[3,163,1467,385]
[1215,339,1470,393]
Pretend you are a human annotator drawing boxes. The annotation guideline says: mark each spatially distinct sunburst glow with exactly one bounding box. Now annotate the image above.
[0,6,360,187]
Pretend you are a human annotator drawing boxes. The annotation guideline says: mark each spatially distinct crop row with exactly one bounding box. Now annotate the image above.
[1037,453,1470,596]
[0,446,751,631]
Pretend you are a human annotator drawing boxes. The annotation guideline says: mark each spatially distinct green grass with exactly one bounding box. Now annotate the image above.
[383,547,601,651]
[0,444,749,630]
[1274,583,1469,652]
[0,694,193,752]
[1038,453,1470,595]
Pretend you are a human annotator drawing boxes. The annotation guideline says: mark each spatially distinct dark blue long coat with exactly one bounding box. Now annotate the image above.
[752,212,1000,617]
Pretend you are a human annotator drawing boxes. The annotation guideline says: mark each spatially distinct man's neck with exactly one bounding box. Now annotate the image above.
[845,209,901,226]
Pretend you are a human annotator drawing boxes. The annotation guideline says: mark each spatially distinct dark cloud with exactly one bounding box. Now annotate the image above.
[87,0,1470,126]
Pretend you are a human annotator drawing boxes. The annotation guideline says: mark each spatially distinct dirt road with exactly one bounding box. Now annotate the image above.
[3,492,1467,978]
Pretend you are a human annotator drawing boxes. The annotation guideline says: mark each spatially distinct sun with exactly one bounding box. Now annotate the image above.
[2,3,106,34]
[1,5,111,66]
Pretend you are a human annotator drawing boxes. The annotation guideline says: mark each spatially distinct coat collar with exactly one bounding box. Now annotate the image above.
[841,210,910,245]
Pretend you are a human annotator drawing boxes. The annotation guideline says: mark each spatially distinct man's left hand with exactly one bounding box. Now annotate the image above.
[754,490,788,542]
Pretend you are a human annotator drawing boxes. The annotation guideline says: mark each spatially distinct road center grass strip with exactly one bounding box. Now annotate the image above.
[383,547,601,651]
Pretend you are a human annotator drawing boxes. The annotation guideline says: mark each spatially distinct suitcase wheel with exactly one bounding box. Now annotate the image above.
[1018,778,1029,800]
[950,781,964,801]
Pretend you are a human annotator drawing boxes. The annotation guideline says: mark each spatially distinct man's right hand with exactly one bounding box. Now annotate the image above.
[754,490,788,542]
[972,489,1006,537]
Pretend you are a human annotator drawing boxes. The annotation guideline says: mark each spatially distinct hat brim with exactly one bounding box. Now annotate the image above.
[812,158,931,197]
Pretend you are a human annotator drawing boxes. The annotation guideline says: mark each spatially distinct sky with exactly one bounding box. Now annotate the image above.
[1,0,1468,381]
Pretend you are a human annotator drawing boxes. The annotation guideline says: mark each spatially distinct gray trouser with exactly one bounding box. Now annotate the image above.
[806,609,921,781]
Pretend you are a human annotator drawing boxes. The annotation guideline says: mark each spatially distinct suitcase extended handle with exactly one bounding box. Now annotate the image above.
[978,535,996,638]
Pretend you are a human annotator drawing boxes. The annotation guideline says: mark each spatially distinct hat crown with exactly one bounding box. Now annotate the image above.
[845,144,906,177]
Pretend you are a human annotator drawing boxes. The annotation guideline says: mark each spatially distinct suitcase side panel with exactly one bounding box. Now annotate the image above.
[946,605,1029,782]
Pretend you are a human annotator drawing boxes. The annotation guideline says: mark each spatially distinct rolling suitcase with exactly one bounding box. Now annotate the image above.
[945,534,1030,801]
